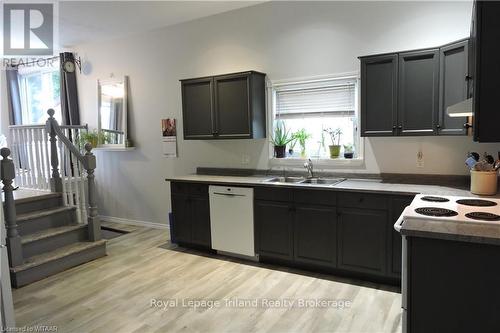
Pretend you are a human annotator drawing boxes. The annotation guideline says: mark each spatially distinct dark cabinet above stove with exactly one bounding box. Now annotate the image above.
[180,71,266,140]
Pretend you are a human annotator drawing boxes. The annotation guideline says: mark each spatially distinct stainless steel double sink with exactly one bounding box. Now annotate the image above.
[263,176,345,186]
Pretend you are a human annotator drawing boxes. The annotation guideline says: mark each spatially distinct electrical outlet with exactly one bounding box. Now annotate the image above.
[416,150,424,168]
[241,154,250,165]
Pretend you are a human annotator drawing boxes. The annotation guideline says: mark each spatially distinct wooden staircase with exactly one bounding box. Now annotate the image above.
[9,192,106,288]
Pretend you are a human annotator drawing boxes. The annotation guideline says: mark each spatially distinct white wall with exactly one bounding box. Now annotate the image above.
[74,1,500,225]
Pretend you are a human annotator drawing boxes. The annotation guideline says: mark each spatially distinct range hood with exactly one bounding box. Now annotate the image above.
[446,98,472,117]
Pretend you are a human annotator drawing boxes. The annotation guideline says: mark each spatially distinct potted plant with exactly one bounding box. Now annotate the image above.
[288,137,297,156]
[294,129,311,157]
[324,128,343,158]
[271,120,294,158]
[78,130,110,150]
[343,144,354,159]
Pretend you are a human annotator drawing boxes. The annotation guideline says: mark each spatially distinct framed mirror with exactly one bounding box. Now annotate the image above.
[97,76,128,148]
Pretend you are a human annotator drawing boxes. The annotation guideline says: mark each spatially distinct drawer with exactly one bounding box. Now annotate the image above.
[171,182,208,196]
[293,189,336,206]
[254,186,292,202]
[338,192,388,210]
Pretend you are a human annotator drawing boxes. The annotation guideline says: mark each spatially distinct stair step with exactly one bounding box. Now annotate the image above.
[10,240,107,288]
[21,225,89,259]
[17,206,75,222]
[17,206,77,236]
[21,225,85,244]
[14,192,63,215]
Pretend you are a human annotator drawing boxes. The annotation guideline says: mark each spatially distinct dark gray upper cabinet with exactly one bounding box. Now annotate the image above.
[398,49,439,136]
[439,40,469,135]
[181,71,266,140]
[181,77,215,139]
[360,40,471,137]
[360,54,398,136]
[471,1,500,142]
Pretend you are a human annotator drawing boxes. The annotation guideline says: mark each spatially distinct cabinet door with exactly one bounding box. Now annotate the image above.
[398,49,439,136]
[171,194,192,243]
[181,78,215,139]
[472,1,500,142]
[190,196,211,247]
[254,200,294,260]
[294,204,337,267]
[388,196,413,278]
[214,73,251,138]
[360,54,398,136]
[438,40,469,135]
[338,208,387,275]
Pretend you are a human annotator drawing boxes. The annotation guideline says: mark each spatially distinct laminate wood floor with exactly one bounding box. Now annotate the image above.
[13,226,402,333]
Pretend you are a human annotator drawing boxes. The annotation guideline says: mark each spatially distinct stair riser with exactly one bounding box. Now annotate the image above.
[15,197,63,215]
[11,243,106,288]
[23,227,89,259]
[18,210,76,236]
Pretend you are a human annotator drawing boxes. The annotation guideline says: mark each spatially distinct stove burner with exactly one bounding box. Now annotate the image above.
[465,212,500,221]
[421,196,450,203]
[415,207,458,217]
[456,199,498,207]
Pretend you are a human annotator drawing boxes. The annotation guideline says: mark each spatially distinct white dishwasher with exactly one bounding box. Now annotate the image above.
[209,185,255,258]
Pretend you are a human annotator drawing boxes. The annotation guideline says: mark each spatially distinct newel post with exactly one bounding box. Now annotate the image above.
[47,109,62,193]
[83,143,101,241]
[1,148,23,266]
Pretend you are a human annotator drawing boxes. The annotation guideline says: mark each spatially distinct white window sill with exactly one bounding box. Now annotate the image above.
[269,157,364,168]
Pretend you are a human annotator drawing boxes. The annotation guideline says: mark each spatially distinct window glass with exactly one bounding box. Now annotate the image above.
[18,60,62,124]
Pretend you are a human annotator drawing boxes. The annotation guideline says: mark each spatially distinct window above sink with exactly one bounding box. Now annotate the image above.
[268,73,364,168]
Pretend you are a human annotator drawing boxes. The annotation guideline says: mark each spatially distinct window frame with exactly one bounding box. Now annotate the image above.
[267,72,364,168]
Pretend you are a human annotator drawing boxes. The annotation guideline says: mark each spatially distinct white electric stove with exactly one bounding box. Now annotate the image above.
[394,194,500,333]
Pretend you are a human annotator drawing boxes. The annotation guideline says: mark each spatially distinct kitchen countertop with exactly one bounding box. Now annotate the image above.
[166,174,500,198]
[167,174,500,244]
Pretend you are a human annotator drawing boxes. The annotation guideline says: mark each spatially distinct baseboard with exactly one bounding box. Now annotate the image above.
[99,215,169,229]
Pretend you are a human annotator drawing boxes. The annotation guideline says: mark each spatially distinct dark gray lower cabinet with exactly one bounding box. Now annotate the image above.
[408,236,500,332]
[294,204,337,267]
[338,208,388,276]
[171,193,192,243]
[190,196,211,246]
[170,183,211,247]
[254,200,294,260]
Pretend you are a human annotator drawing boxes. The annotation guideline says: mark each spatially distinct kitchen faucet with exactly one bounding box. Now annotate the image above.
[304,159,314,179]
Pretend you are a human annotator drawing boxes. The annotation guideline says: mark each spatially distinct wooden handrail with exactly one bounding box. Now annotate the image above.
[9,124,88,130]
[45,109,101,241]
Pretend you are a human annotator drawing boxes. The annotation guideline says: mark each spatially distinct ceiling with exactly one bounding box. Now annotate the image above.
[58,1,263,47]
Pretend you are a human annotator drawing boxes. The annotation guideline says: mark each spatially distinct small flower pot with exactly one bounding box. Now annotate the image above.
[329,145,341,158]
[344,152,354,159]
[274,145,286,158]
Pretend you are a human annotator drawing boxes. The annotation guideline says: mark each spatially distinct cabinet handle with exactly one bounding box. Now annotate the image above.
[398,125,402,130]
[392,125,396,130]
[464,123,473,129]
[436,124,441,129]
